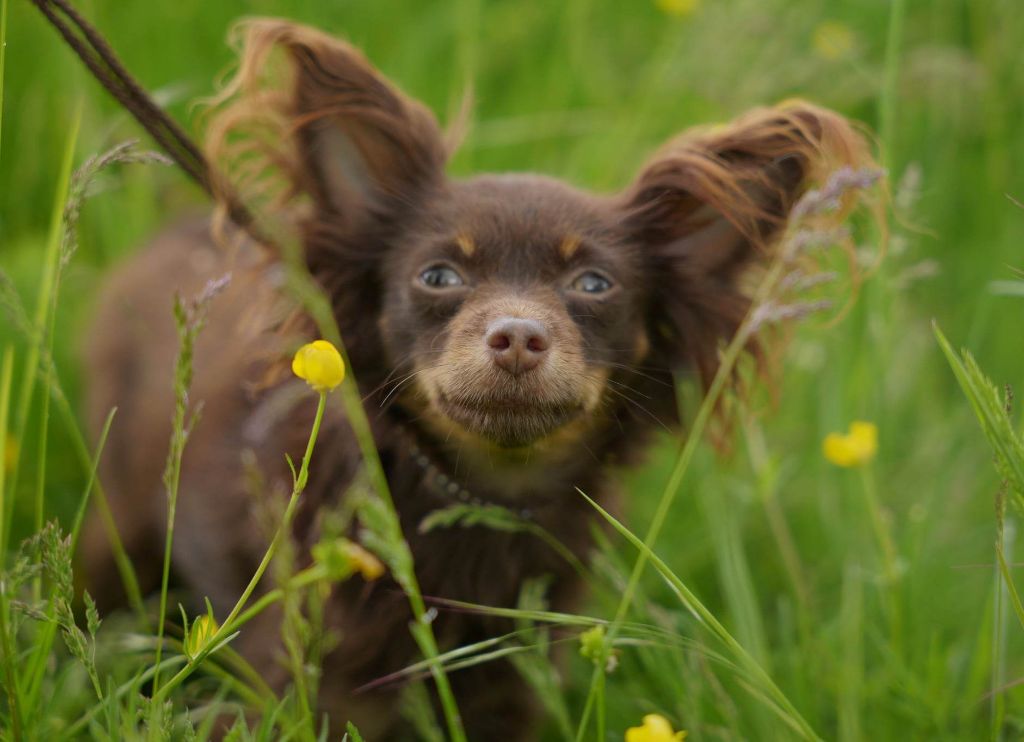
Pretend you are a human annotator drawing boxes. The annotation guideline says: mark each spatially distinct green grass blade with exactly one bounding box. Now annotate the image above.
[58,656,189,741]
[281,254,465,741]
[0,0,7,161]
[933,321,1024,505]
[879,0,907,169]
[152,290,217,696]
[0,345,23,738]
[69,408,117,551]
[837,564,864,742]
[698,479,770,667]
[578,489,821,741]
[5,102,81,553]
[0,346,12,556]
[991,538,1007,738]
[995,542,1024,633]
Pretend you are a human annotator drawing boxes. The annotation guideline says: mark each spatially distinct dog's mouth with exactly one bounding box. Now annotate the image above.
[436,391,585,448]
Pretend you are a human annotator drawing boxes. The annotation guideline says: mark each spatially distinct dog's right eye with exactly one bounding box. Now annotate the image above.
[419,264,465,289]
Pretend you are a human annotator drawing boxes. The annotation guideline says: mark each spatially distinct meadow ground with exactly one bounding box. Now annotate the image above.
[1,0,1024,739]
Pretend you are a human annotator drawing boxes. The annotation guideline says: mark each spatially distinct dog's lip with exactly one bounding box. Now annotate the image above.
[437,392,582,417]
[435,392,585,446]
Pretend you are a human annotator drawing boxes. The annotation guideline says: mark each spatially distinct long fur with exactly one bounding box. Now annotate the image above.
[83,17,880,740]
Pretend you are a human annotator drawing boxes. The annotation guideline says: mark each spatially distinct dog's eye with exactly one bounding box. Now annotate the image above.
[570,271,614,295]
[419,265,465,289]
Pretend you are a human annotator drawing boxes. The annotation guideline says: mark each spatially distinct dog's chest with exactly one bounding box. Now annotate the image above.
[407,525,560,607]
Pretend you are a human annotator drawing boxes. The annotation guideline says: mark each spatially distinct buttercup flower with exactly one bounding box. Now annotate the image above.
[185,612,219,661]
[625,714,687,742]
[812,21,856,61]
[655,0,699,18]
[823,421,878,467]
[313,537,385,582]
[292,340,345,393]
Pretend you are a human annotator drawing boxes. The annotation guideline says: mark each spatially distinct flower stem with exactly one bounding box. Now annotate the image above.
[153,391,327,705]
[858,464,903,650]
[608,255,787,632]
[264,199,466,741]
[328,333,466,740]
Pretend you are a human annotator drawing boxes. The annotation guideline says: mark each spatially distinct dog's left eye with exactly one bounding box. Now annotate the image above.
[570,271,614,295]
[419,264,465,289]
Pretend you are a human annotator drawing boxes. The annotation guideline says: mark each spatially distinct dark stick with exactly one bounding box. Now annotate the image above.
[28,0,267,246]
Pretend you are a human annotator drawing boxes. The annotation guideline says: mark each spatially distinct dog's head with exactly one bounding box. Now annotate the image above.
[212,20,870,451]
[378,174,641,448]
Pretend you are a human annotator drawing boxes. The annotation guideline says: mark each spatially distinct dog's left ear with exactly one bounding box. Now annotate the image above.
[619,102,871,409]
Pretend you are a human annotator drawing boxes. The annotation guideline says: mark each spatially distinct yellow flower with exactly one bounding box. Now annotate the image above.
[345,542,385,580]
[812,21,856,61]
[185,612,219,661]
[292,340,345,393]
[823,421,878,467]
[312,538,385,582]
[655,0,699,18]
[625,714,687,742]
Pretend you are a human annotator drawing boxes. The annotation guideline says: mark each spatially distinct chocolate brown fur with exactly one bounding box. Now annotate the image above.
[81,18,872,740]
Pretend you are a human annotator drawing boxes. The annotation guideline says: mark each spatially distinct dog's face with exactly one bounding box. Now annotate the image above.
[221,21,865,450]
[378,175,644,447]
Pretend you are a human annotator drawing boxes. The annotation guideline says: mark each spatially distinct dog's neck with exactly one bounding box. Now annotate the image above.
[400,431,534,519]
[390,408,625,513]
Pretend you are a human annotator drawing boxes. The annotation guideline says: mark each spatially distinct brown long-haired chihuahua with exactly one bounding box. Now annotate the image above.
[81,18,871,740]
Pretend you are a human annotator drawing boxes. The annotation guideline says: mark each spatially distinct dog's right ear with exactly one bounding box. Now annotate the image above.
[230,19,447,230]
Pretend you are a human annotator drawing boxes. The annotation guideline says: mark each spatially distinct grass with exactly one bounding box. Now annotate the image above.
[2,0,1024,739]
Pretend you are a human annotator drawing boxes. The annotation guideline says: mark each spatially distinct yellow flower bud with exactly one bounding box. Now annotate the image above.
[346,542,386,581]
[823,420,878,467]
[312,538,385,582]
[579,625,606,662]
[625,714,687,742]
[292,340,345,394]
[185,613,219,661]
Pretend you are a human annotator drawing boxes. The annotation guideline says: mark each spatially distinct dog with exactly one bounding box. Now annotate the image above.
[81,18,870,740]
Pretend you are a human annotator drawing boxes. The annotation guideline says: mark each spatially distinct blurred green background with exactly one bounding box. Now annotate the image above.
[2,0,1023,738]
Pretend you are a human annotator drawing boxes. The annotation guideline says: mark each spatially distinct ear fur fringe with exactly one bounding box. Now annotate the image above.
[622,100,883,423]
[204,17,446,245]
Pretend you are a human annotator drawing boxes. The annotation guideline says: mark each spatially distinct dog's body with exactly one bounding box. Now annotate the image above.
[82,218,597,736]
[81,19,869,740]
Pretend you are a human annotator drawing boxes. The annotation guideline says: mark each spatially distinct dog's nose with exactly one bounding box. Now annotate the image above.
[484,317,550,375]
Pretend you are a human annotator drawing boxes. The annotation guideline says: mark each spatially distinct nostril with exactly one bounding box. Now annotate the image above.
[487,332,512,351]
[525,334,548,354]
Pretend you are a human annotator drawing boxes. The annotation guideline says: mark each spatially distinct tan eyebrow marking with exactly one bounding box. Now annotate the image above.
[455,233,476,257]
[558,234,583,260]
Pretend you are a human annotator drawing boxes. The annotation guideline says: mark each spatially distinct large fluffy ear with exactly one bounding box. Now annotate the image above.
[210,18,447,232]
[276,20,445,225]
[619,101,874,410]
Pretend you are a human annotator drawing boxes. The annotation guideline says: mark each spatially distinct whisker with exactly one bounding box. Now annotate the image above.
[603,376,654,401]
[379,363,453,409]
[588,360,675,388]
[592,378,672,433]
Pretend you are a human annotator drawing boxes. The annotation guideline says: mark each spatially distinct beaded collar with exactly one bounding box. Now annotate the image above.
[404,436,535,521]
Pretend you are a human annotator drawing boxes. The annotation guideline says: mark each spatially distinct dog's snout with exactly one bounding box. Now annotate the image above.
[485,317,550,375]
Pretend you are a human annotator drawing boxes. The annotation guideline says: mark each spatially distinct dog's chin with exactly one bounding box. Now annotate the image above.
[436,392,584,448]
